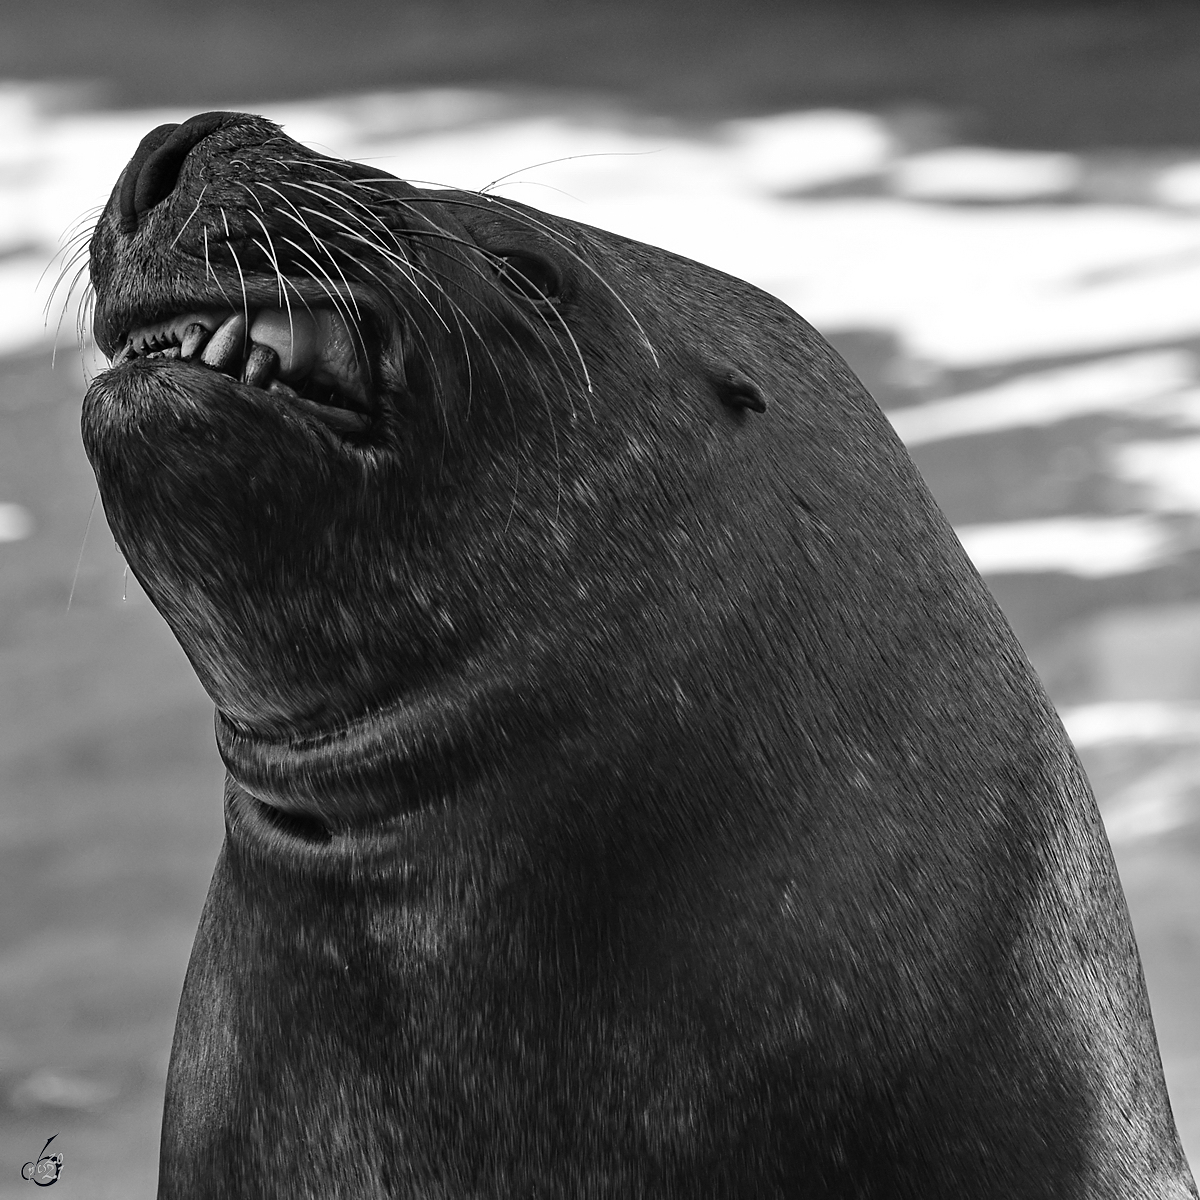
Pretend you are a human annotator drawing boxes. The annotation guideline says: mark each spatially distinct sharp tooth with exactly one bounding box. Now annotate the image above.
[180,323,209,359]
[200,313,248,372]
[249,309,318,381]
[243,343,278,389]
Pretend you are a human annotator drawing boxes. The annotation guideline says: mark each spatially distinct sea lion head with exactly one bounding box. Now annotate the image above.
[81,110,957,841]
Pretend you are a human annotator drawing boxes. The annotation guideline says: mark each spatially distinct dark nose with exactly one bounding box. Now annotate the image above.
[118,111,243,234]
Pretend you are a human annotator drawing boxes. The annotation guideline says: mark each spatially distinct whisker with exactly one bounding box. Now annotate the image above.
[53,261,91,329]
[247,229,291,325]
[204,225,237,310]
[282,178,643,382]
[171,184,208,249]
[67,490,99,613]
[324,181,657,369]
[255,182,364,323]
[479,148,660,194]
[44,245,92,319]
[318,223,563,475]
[356,221,593,405]
[317,233,453,341]
[287,178,409,241]
[461,193,659,369]
[276,236,363,365]
[221,208,252,333]
[237,184,296,326]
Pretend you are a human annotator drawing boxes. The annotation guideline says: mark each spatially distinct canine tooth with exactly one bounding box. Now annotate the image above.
[249,308,319,380]
[200,312,248,372]
[243,343,278,389]
[267,379,300,400]
[180,323,209,359]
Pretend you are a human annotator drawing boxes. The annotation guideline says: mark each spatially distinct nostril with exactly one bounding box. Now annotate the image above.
[117,122,178,233]
[118,111,243,235]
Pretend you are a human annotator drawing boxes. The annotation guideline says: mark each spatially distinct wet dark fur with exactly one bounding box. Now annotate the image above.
[81,113,1197,1198]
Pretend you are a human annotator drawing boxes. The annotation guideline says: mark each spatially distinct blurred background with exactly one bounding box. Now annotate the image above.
[1,1,1199,1194]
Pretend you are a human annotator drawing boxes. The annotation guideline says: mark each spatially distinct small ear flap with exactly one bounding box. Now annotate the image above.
[712,368,768,413]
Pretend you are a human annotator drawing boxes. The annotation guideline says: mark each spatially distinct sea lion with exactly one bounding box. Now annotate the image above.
[81,110,1198,1199]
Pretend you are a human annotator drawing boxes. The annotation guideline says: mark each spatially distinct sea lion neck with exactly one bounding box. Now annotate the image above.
[212,647,548,830]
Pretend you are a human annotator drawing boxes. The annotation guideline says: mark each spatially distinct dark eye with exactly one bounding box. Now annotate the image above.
[494,253,561,304]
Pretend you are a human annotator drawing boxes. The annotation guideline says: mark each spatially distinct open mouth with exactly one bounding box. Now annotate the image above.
[114,305,375,434]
